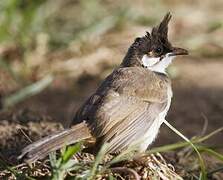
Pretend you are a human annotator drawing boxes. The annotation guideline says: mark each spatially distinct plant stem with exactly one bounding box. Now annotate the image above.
[163,120,207,180]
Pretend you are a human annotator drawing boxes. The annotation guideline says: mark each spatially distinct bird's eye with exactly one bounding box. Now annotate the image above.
[154,47,163,54]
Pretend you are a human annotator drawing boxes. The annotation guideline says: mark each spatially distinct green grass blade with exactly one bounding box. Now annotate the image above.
[62,143,82,164]
[197,146,223,162]
[107,146,136,166]
[197,127,223,142]
[49,151,58,168]
[147,126,223,154]
[3,74,54,108]
[163,120,207,180]
[50,143,82,180]
[88,143,109,180]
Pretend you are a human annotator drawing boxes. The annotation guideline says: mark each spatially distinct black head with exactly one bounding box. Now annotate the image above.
[121,13,188,67]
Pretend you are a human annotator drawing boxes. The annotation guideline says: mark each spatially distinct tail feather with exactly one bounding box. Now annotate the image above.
[18,122,92,163]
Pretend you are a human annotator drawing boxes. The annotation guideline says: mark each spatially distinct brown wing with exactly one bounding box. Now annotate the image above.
[100,100,167,153]
[73,67,170,151]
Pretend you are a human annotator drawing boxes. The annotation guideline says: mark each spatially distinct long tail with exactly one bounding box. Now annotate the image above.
[18,122,92,163]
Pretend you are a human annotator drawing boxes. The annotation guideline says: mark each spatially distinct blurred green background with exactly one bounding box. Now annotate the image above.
[0,0,222,87]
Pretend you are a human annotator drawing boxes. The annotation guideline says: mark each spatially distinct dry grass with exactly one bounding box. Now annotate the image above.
[1,152,182,179]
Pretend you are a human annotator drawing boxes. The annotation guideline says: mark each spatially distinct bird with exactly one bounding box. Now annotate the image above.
[19,13,188,163]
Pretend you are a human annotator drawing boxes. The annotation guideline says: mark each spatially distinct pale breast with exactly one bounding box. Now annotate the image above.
[139,85,172,152]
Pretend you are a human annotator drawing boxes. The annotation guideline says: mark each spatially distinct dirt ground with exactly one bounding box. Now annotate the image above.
[0,56,223,165]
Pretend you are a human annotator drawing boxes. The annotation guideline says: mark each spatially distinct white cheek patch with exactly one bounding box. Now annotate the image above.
[142,53,176,74]
[142,55,160,67]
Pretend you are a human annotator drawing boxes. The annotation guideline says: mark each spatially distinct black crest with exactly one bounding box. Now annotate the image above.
[137,12,172,50]
[151,12,172,39]
[121,13,173,67]
[136,13,172,55]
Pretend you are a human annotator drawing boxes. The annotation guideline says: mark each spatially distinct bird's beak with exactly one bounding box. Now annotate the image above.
[169,47,188,56]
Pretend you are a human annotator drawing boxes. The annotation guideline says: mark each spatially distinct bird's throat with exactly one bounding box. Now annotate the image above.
[142,54,175,74]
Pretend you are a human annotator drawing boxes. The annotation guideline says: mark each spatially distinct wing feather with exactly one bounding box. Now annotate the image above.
[73,67,170,153]
[103,102,167,153]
